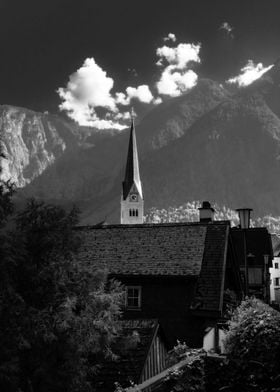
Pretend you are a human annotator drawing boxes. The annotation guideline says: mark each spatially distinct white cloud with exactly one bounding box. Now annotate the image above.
[128,67,138,76]
[116,85,154,105]
[227,60,274,87]
[58,58,117,111]
[155,42,201,97]
[156,59,163,67]
[163,33,177,42]
[157,67,198,97]
[58,40,202,127]
[153,97,162,105]
[219,22,234,36]
[114,111,131,121]
[156,43,200,69]
[57,58,127,129]
[127,85,154,103]
[58,59,156,129]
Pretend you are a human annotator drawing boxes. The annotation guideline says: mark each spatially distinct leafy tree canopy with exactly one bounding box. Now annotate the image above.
[223,297,280,391]
[0,195,124,392]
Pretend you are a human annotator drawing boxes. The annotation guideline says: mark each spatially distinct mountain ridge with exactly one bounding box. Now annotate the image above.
[2,62,280,224]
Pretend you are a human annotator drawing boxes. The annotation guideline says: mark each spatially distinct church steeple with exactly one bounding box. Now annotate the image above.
[121,111,144,224]
[122,113,143,200]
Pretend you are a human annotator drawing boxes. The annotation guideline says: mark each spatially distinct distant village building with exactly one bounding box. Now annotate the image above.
[76,116,274,390]
[231,215,272,301]
[270,234,280,304]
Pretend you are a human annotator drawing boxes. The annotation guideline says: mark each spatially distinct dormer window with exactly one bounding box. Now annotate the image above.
[126,286,142,309]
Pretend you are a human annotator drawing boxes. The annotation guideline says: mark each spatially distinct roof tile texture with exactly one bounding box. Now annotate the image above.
[94,319,160,391]
[77,223,207,276]
[193,224,229,312]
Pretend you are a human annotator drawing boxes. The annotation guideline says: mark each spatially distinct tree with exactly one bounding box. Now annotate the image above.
[223,297,280,392]
[0,198,125,392]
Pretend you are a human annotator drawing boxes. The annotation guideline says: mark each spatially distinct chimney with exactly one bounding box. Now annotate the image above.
[198,201,215,222]
[236,208,252,229]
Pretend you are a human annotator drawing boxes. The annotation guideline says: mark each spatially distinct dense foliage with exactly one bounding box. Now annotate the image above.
[123,300,280,392]
[222,297,280,392]
[163,342,206,392]
[146,201,280,235]
[0,190,124,391]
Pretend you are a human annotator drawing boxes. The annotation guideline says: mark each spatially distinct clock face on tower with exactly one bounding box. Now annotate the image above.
[129,193,138,202]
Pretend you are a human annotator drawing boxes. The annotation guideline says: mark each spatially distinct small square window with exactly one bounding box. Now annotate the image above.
[275,263,279,269]
[126,286,141,309]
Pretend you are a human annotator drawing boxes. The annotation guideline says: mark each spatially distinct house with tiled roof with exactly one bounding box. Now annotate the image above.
[77,119,245,348]
[76,118,244,349]
[76,216,243,349]
[77,116,273,389]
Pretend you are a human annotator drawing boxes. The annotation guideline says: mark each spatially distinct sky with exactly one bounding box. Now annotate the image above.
[0,0,279,128]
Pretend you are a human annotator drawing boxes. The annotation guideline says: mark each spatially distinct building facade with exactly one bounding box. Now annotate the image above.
[77,114,274,389]
[270,234,280,304]
[76,219,244,349]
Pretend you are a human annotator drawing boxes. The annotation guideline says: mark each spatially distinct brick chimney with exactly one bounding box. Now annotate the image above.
[198,201,215,222]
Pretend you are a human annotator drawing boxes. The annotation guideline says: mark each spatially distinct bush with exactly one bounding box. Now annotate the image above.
[222,297,280,391]
[161,300,280,392]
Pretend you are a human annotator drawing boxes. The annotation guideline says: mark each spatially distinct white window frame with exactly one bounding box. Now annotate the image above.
[126,286,142,309]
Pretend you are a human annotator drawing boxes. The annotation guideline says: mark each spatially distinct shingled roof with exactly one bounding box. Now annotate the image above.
[76,221,232,314]
[76,221,230,273]
[191,223,230,314]
[94,319,166,392]
[76,222,208,276]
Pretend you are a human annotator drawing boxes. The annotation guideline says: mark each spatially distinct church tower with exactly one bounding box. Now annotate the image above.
[121,113,144,224]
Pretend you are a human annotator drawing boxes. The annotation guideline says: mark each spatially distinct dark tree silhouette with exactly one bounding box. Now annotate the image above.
[0,192,124,391]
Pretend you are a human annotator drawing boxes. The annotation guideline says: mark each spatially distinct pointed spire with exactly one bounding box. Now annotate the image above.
[122,109,143,200]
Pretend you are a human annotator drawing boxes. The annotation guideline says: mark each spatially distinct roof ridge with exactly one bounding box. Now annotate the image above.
[75,220,231,230]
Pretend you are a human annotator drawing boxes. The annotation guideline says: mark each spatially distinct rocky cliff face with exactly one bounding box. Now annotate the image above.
[0,105,79,187]
[2,62,280,224]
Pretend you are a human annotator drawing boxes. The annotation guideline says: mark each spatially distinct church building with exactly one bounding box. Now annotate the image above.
[120,114,144,224]
[76,115,273,390]
[77,116,245,346]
